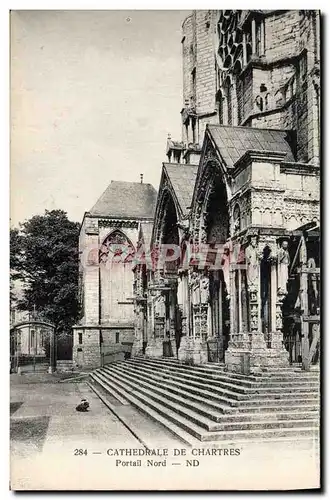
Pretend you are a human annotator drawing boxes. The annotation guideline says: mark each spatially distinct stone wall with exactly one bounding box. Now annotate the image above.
[101,327,134,347]
[195,10,217,117]
[182,14,194,107]
[264,11,301,60]
[179,10,320,166]
[73,327,101,369]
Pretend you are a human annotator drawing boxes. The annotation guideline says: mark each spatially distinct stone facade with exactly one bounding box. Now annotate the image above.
[73,10,320,374]
[73,181,157,369]
[141,10,320,374]
[176,10,320,168]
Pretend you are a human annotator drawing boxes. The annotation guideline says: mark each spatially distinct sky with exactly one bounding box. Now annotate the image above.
[10,10,188,226]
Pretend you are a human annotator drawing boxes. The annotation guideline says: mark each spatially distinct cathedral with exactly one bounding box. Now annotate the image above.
[73,10,320,376]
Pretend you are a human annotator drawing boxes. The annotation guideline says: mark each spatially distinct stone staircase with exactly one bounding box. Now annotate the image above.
[89,356,320,446]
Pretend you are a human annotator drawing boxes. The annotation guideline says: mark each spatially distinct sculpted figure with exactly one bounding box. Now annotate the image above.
[221,244,231,298]
[200,274,209,304]
[277,240,290,294]
[246,235,259,289]
[190,271,200,305]
[307,257,319,311]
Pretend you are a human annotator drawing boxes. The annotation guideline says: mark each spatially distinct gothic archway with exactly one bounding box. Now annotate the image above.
[190,153,232,362]
[99,229,136,325]
[152,188,182,356]
[204,172,230,361]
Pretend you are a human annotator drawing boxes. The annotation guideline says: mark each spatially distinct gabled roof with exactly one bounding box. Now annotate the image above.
[163,163,198,216]
[89,181,157,219]
[207,124,295,168]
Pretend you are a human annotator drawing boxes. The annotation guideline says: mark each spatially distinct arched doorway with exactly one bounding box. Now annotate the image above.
[158,193,181,356]
[203,174,230,362]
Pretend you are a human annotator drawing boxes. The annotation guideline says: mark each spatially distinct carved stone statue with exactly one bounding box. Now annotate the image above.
[177,275,184,306]
[155,291,165,317]
[277,240,290,294]
[190,271,200,305]
[221,244,231,298]
[200,274,209,304]
[307,257,319,311]
[246,235,259,289]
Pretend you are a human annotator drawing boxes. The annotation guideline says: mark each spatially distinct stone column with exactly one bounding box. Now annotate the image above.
[145,293,163,358]
[251,18,256,55]
[242,32,247,66]
[270,262,277,334]
[229,264,237,337]
[178,271,187,337]
[225,235,290,374]
[178,271,208,364]
[132,302,144,357]
[169,289,177,356]
[260,20,265,55]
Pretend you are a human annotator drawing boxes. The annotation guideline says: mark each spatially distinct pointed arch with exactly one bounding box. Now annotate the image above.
[190,128,232,245]
[100,229,135,265]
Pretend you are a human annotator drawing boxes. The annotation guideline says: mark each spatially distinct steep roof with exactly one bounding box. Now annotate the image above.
[89,181,157,219]
[207,124,295,167]
[163,163,198,215]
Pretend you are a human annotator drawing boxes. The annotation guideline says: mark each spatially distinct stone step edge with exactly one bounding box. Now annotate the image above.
[127,359,260,386]
[99,367,319,419]
[98,368,221,431]
[91,372,319,445]
[201,426,319,442]
[90,373,130,405]
[96,371,319,429]
[104,364,320,403]
[89,375,197,447]
[102,365,241,408]
[126,360,320,392]
[97,369,319,432]
[96,369,227,422]
[93,373,319,443]
[102,365,320,412]
[121,362,255,396]
[133,356,320,377]
[130,358,320,382]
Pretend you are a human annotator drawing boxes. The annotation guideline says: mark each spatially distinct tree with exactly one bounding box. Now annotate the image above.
[10,227,24,302]
[10,210,80,338]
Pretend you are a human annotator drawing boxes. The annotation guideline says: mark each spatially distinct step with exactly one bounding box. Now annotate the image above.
[103,363,245,408]
[234,404,320,415]
[114,362,319,401]
[92,369,319,444]
[98,369,319,427]
[134,356,320,377]
[131,357,320,384]
[199,426,319,442]
[104,363,319,412]
[90,373,198,446]
[100,366,319,426]
[128,359,259,388]
[91,371,208,441]
[96,369,224,431]
[96,370,318,434]
[130,360,320,393]
[89,370,130,405]
[103,366,320,416]
[127,360,257,394]
[105,364,249,403]
[96,369,229,423]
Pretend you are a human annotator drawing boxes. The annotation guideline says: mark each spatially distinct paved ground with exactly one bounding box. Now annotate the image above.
[10,373,183,490]
[10,373,320,491]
